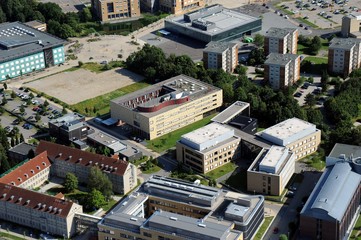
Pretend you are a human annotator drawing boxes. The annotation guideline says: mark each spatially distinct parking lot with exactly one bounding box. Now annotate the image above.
[274,0,361,29]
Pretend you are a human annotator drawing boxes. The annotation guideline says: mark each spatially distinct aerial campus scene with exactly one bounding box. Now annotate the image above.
[1,0,361,240]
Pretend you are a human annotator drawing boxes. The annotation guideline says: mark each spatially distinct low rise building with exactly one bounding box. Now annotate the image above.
[7,142,36,163]
[264,53,301,89]
[0,182,83,238]
[110,74,222,140]
[256,118,321,160]
[91,0,141,22]
[165,5,262,43]
[0,151,51,190]
[36,141,137,195]
[264,28,298,55]
[203,42,239,73]
[247,146,295,196]
[328,37,361,76]
[300,144,361,239]
[98,175,264,240]
[341,14,361,38]
[176,122,241,173]
[24,20,47,32]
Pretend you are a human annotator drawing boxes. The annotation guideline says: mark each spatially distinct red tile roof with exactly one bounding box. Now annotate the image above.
[0,151,51,186]
[36,141,129,176]
[0,182,77,218]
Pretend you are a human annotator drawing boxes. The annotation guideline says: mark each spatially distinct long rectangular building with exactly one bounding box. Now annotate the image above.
[98,175,264,240]
[0,22,66,82]
[110,74,222,140]
[0,183,83,238]
[36,141,137,195]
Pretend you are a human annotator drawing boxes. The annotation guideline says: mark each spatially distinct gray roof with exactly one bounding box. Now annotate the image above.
[9,142,36,155]
[328,143,361,159]
[301,162,361,221]
[0,22,66,63]
[146,210,233,240]
[265,27,297,39]
[329,37,361,50]
[212,101,249,124]
[264,53,299,66]
[204,42,238,54]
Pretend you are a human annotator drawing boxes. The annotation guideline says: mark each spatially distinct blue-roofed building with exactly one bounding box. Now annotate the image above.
[300,143,361,240]
[0,22,66,82]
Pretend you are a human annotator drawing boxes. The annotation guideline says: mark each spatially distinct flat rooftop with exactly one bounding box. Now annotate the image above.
[204,42,238,54]
[212,101,250,124]
[88,130,126,152]
[166,5,260,37]
[328,143,361,159]
[181,122,233,146]
[265,53,299,66]
[265,27,297,39]
[259,146,288,168]
[257,118,315,142]
[329,37,361,50]
[0,22,66,63]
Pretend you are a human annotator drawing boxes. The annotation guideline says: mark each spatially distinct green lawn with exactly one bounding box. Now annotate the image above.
[147,113,217,153]
[304,56,328,64]
[205,162,237,180]
[224,168,247,191]
[350,214,361,239]
[254,216,274,240]
[297,43,308,55]
[71,81,150,116]
[142,165,161,174]
[102,199,118,212]
[0,232,26,240]
[131,156,150,166]
[296,18,319,28]
[302,152,326,171]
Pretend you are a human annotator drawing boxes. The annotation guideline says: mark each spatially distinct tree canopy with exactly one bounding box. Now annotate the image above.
[64,173,78,193]
[88,167,113,200]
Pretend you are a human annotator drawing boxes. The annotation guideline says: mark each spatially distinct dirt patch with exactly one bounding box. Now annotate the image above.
[25,68,144,104]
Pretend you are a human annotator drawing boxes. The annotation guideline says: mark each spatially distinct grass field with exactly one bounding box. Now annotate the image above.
[304,56,328,64]
[71,81,150,116]
[296,17,319,28]
[205,162,237,180]
[302,151,325,171]
[147,114,217,153]
[254,217,274,240]
[350,214,361,239]
[0,232,25,240]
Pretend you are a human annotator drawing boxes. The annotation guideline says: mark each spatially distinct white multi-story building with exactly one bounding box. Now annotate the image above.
[264,28,298,55]
[247,146,295,196]
[328,38,361,76]
[264,53,301,89]
[203,42,239,73]
[0,183,83,238]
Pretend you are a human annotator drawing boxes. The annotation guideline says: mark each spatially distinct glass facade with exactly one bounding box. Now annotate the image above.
[0,46,65,81]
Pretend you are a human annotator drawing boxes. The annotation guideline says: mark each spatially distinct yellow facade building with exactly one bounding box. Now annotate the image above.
[91,0,140,22]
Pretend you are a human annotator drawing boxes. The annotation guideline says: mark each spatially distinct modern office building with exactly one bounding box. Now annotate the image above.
[36,141,137,195]
[7,142,36,163]
[203,42,239,73]
[300,144,361,240]
[264,53,301,89]
[0,151,51,190]
[98,175,264,240]
[341,14,361,38]
[48,113,92,143]
[0,21,66,82]
[247,146,295,196]
[0,182,83,238]
[328,37,361,76]
[165,5,262,43]
[91,0,141,22]
[87,129,142,161]
[110,74,223,140]
[257,118,321,160]
[264,28,298,55]
[176,122,241,173]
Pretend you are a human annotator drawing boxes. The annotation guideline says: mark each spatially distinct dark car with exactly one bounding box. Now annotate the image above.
[301,84,309,89]
[287,191,295,198]
[294,92,302,97]
[273,227,279,234]
[299,23,304,27]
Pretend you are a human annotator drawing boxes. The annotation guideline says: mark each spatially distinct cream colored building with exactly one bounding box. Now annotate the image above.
[0,183,83,238]
[203,42,239,73]
[91,0,140,22]
[0,151,51,190]
[328,37,361,76]
[159,0,205,14]
[98,175,265,240]
[264,53,301,90]
[36,141,137,195]
[247,146,295,196]
[256,118,321,160]
[110,75,223,140]
[341,14,361,38]
[176,122,241,173]
[264,28,298,55]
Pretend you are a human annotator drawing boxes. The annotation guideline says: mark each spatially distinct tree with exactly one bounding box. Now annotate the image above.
[29,92,34,99]
[279,234,288,240]
[27,149,35,159]
[309,36,322,55]
[78,61,83,67]
[86,189,106,209]
[234,65,248,75]
[43,100,49,107]
[62,107,67,115]
[64,173,78,193]
[3,82,7,90]
[0,6,6,23]
[19,105,25,114]
[88,167,113,199]
[304,93,316,108]
[2,96,7,105]
[35,113,41,122]
[254,34,264,47]
[0,145,10,173]
[321,70,329,85]
[79,7,92,22]
[10,91,16,99]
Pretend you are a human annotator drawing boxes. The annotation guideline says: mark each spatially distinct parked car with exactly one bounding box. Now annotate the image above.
[289,186,297,191]
[294,92,302,97]
[273,227,279,234]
